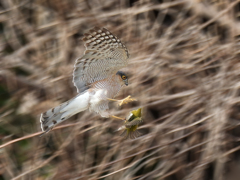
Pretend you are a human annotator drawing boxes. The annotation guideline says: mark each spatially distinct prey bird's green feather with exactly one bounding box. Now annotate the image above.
[119,108,143,139]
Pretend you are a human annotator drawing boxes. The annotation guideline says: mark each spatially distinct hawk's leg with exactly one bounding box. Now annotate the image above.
[107,95,136,106]
[110,115,125,121]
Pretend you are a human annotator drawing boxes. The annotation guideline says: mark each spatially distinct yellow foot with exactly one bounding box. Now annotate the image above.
[110,115,125,121]
[118,96,136,106]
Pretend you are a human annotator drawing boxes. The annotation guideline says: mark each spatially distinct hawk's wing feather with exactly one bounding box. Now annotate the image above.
[73,27,129,93]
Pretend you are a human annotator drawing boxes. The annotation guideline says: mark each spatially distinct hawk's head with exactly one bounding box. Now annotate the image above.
[116,71,128,86]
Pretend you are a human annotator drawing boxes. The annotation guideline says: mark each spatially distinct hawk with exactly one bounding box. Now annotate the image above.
[40,27,135,133]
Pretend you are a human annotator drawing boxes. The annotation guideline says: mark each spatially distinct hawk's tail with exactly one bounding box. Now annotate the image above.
[40,100,70,133]
[40,92,90,133]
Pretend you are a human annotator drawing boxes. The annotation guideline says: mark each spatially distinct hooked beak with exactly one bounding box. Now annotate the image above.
[125,80,128,86]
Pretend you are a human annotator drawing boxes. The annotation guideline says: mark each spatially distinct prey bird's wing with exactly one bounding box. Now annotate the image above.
[73,27,129,93]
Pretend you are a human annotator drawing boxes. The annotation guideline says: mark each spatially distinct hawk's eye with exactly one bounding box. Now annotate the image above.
[122,75,126,80]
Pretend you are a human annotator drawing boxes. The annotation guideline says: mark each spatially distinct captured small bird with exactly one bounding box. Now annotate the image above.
[119,108,143,139]
[40,27,136,133]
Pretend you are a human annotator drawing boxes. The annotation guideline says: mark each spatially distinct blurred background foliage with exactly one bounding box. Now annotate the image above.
[1,0,240,179]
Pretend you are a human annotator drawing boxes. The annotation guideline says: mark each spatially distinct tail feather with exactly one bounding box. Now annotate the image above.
[40,101,69,132]
[40,92,90,132]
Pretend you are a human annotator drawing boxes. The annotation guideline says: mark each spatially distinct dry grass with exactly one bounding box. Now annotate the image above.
[1,0,240,179]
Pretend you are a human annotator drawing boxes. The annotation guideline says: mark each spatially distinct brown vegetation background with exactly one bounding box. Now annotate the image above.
[1,0,240,179]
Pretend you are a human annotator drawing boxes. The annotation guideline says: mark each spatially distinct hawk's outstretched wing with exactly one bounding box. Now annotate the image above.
[73,27,129,93]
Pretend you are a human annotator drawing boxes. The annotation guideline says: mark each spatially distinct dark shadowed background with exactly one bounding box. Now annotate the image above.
[1,0,240,179]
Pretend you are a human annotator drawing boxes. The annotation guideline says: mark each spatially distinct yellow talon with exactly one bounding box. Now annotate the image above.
[118,96,137,106]
[110,115,125,121]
